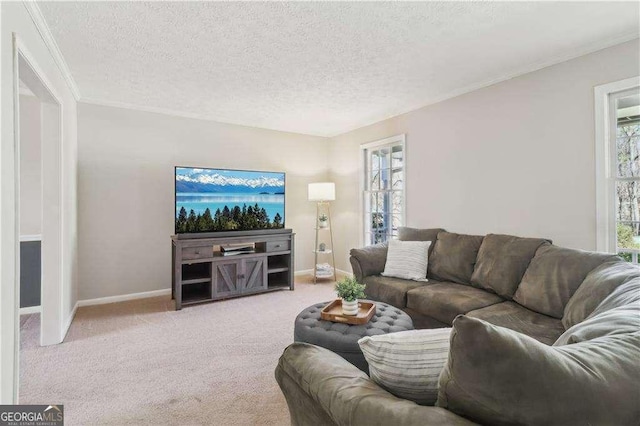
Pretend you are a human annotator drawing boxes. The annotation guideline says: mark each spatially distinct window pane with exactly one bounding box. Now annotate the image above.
[616,181,640,222]
[616,93,640,178]
[370,150,381,171]
[618,252,633,262]
[616,125,640,178]
[392,145,403,168]
[616,221,640,249]
[392,214,402,231]
[392,168,403,190]
[380,168,391,190]
[370,170,380,190]
[392,191,403,215]
[380,148,390,170]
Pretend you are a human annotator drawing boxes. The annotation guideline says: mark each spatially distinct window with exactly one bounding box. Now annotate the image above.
[361,135,405,246]
[595,78,640,262]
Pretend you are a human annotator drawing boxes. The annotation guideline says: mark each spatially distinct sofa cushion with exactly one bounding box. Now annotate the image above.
[398,227,444,256]
[554,305,640,346]
[588,277,640,318]
[563,260,638,328]
[381,240,431,281]
[437,316,640,426]
[466,301,565,345]
[470,234,550,298]
[362,275,431,309]
[358,328,452,406]
[512,245,619,318]
[429,232,484,285]
[406,283,503,325]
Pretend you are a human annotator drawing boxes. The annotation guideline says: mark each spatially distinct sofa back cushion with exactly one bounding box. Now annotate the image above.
[512,245,619,318]
[429,232,484,285]
[588,277,640,318]
[399,227,446,279]
[470,234,550,298]
[554,305,640,346]
[562,260,637,328]
[437,316,640,426]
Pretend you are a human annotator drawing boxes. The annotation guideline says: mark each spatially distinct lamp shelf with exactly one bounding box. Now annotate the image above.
[312,249,333,254]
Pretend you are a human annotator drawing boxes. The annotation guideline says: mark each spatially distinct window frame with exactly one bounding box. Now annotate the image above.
[595,76,640,255]
[360,134,406,246]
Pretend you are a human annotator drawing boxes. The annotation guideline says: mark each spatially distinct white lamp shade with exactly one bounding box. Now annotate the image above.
[308,182,335,201]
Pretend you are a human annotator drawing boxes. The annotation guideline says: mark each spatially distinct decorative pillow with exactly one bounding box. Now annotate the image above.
[470,234,550,298]
[358,328,452,405]
[554,305,640,346]
[562,260,638,328]
[381,240,430,281]
[437,316,640,426]
[512,245,619,318]
[429,232,484,285]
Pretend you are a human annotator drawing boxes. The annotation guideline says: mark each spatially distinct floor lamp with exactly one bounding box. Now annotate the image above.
[308,182,336,283]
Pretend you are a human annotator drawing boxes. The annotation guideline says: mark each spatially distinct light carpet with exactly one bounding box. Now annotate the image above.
[20,279,336,425]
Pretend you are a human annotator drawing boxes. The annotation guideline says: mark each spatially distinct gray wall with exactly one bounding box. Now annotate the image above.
[78,103,329,300]
[19,94,42,237]
[329,39,640,271]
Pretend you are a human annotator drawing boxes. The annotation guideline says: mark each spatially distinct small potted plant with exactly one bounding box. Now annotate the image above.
[318,214,329,228]
[335,277,366,316]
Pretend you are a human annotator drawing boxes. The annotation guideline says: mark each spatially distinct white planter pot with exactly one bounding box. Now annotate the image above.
[342,299,358,316]
[319,221,328,228]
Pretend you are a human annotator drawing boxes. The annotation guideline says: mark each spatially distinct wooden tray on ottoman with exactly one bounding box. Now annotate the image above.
[320,300,376,325]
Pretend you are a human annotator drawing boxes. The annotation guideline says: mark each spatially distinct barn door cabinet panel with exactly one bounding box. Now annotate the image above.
[171,231,294,310]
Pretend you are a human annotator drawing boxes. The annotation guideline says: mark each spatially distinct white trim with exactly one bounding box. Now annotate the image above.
[22,1,81,100]
[61,301,78,341]
[19,306,41,315]
[77,289,172,307]
[360,134,407,247]
[594,76,640,253]
[339,34,640,138]
[19,234,41,242]
[295,268,350,277]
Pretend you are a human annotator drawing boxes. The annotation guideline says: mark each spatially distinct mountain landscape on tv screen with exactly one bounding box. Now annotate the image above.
[175,167,285,233]
[176,169,284,194]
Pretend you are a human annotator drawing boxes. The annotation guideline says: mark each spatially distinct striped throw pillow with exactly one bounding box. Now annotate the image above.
[381,240,431,281]
[358,328,452,405]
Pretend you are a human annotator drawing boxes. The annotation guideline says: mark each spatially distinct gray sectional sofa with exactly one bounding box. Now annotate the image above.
[275,228,640,425]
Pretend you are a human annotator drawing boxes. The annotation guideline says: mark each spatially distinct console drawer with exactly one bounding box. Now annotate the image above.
[266,240,289,252]
[182,246,213,260]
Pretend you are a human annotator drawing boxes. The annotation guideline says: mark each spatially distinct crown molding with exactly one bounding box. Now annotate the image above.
[22,1,81,101]
[79,97,332,138]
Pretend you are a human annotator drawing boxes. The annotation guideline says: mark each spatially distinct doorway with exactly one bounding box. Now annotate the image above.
[13,37,65,392]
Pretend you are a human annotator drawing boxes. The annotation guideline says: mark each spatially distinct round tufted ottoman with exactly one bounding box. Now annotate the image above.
[294,301,414,373]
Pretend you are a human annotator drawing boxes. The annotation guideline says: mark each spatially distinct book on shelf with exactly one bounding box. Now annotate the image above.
[220,243,255,256]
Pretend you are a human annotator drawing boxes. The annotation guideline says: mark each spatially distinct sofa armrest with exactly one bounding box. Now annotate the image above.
[350,243,388,282]
[275,343,476,426]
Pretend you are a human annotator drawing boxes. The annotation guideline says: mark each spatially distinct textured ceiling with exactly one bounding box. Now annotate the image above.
[39,2,639,137]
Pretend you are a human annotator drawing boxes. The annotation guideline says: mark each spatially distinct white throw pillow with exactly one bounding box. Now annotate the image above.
[381,239,430,281]
[358,328,452,405]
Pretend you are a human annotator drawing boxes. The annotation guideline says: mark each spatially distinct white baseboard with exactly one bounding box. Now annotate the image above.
[77,288,172,307]
[19,305,41,315]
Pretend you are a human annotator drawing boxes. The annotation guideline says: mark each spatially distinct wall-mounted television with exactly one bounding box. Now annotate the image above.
[175,166,285,234]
